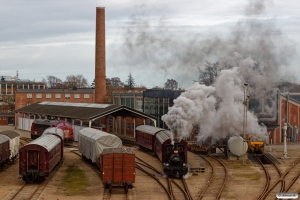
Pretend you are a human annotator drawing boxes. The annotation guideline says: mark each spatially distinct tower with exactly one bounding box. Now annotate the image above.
[95,7,106,104]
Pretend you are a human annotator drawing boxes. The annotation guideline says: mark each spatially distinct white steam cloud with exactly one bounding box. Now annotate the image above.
[162,64,268,142]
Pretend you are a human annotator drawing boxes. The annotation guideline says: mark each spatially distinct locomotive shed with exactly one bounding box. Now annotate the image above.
[0,126,300,200]
[15,102,157,139]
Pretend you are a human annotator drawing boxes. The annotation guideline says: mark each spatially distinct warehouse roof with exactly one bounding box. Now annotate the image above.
[15,101,157,121]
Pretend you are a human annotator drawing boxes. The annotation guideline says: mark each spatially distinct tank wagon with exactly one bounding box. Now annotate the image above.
[0,130,20,162]
[0,135,10,168]
[136,125,188,178]
[31,119,73,141]
[78,127,135,191]
[19,134,64,182]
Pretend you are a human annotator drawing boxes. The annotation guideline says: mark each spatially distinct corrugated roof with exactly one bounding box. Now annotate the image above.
[26,134,61,151]
[15,102,157,121]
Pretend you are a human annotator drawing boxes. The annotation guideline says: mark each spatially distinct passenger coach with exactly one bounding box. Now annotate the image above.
[19,134,64,182]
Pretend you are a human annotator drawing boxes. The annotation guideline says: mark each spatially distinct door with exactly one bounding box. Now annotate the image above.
[27,150,39,172]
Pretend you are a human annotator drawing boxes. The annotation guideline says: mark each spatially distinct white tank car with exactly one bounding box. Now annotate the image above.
[228,136,248,156]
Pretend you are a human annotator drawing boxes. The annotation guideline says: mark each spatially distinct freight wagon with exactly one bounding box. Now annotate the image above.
[99,148,135,192]
[78,127,135,192]
[19,134,64,182]
[0,130,20,161]
[0,135,10,168]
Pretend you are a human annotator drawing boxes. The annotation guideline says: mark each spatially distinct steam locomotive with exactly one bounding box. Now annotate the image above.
[136,125,188,178]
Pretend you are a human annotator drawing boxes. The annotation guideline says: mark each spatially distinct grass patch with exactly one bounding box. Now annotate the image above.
[61,164,88,195]
[236,172,261,180]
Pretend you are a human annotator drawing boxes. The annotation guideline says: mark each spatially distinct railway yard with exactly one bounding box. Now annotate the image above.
[0,125,300,200]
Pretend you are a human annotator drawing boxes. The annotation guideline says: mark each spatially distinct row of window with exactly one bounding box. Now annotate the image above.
[27,93,90,99]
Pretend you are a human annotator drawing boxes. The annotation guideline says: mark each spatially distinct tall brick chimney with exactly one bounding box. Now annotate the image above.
[95,7,106,104]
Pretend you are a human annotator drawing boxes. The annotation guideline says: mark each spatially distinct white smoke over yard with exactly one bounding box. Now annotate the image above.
[121,0,297,141]
[162,67,268,142]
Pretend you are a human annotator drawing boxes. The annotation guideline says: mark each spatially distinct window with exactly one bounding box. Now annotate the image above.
[74,94,80,98]
[46,94,52,98]
[55,94,61,98]
[126,123,130,129]
[27,93,32,98]
[65,94,71,99]
[84,94,90,98]
[36,94,42,98]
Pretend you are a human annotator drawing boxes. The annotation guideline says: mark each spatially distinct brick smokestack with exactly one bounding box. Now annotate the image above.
[95,7,106,104]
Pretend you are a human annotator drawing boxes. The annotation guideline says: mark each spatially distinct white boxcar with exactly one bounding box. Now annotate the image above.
[78,127,122,163]
[0,130,20,161]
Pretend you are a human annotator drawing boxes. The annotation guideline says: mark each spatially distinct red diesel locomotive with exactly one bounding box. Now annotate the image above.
[31,119,73,141]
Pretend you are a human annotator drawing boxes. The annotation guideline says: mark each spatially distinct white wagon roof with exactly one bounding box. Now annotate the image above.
[78,127,122,162]
[42,127,64,139]
[0,134,9,143]
[25,134,61,152]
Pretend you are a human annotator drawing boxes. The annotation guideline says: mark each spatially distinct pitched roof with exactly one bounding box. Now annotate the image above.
[15,101,156,121]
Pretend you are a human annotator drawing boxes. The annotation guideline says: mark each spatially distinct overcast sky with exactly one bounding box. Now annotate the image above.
[0,0,299,88]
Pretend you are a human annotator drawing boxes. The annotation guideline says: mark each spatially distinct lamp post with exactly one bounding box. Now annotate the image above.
[243,83,248,165]
[281,123,290,159]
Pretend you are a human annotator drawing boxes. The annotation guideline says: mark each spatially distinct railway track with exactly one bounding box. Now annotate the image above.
[3,159,63,200]
[168,178,193,200]
[253,153,300,200]
[69,147,130,200]
[197,155,228,200]
[19,137,32,147]
[136,155,192,200]
[135,163,173,199]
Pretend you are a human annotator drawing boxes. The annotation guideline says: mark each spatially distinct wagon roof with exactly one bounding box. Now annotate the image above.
[0,134,9,143]
[0,130,20,139]
[156,130,171,143]
[42,127,64,139]
[136,125,165,135]
[15,102,157,122]
[102,147,135,155]
[25,134,61,151]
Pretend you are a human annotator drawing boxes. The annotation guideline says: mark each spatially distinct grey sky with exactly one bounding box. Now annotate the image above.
[0,0,299,88]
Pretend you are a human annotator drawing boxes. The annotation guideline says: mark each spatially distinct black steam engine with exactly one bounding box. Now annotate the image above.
[136,125,188,178]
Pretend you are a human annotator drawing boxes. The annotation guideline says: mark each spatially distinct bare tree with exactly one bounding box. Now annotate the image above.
[164,79,178,90]
[198,61,219,86]
[1,95,15,112]
[106,77,124,88]
[64,74,88,88]
[42,75,63,88]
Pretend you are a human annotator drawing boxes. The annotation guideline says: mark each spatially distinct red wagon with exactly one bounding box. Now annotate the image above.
[99,147,135,193]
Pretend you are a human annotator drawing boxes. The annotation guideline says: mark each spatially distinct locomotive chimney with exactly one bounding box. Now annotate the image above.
[95,7,106,104]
